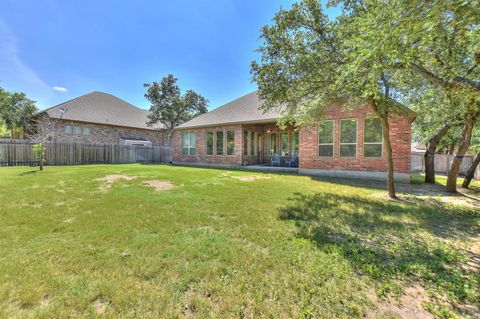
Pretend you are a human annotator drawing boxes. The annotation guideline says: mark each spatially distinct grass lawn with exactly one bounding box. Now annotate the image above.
[0,165,479,318]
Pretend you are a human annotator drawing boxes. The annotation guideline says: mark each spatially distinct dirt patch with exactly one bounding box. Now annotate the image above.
[143,180,174,191]
[219,172,270,182]
[367,284,434,319]
[92,295,110,315]
[94,175,137,192]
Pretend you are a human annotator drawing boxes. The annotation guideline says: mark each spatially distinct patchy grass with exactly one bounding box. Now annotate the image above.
[0,165,478,318]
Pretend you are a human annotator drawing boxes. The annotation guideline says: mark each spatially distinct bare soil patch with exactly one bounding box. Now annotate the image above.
[220,172,271,182]
[94,175,137,192]
[143,180,174,191]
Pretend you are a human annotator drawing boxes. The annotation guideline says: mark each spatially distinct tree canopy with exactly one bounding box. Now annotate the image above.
[0,87,37,138]
[144,74,208,145]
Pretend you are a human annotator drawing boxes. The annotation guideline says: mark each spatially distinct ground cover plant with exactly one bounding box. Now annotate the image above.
[0,165,478,318]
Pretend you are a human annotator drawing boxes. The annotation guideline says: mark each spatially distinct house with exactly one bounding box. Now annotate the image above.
[172,91,415,181]
[33,92,165,146]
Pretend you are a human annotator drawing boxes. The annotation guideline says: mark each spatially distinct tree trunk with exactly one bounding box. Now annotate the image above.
[424,123,450,183]
[39,142,44,171]
[461,152,480,188]
[446,113,475,192]
[369,99,397,199]
[166,129,174,146]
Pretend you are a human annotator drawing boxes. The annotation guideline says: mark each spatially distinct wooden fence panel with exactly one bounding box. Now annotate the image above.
[411,153,476,178]
[0,140,173,166]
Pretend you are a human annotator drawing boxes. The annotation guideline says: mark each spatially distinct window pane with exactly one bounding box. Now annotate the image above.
[340,144,356,157]
[216,131,224,155]
[82,127,91,136]
[364,144,382,157]
[206,131,213,155]
[183,148,189,155]
[250,131,256,155]
[319,145,334,157]
[64,125,72,135]
[319,121,333,144]
[281,133,289,156]
[189,132,196,155]
[292,131,299,154]
[182,132,189,148]
[340,119,357,144]
[269,133,277,154]
[364,118,382,143]
[243,130,249,155]
[227,130,235,155]
[74,126,81,135]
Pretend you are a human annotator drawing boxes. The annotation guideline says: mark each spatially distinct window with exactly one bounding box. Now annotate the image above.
[250,131,257,156]
[318,120,334,157]
[182,132,196,155]
[243,130,249,155]
[340,119,357,157]
[206,131,214,155]
[269,133,277,155]
[292,131,299,154]
[364,117,383,157]
[280,132,289,156]
[82,127,91,136]
[74,126,82,135]
[64,125,72,135]
[216,131,224,155]
[227,130,235,155]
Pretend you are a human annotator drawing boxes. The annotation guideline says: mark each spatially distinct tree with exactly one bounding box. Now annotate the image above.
[144,74,208,145]
[461,126,480,188]
[0,91,37,138]
[251,0,410,198]
[346,0,480,192]
[26,114,57,171]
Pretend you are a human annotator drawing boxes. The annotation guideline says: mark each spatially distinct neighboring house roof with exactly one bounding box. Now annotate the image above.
[177,91,415,130]
[37,91,163,130]
[177,91,282,129]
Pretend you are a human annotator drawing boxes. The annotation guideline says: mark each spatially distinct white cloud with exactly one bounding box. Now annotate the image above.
[53,86,68,92]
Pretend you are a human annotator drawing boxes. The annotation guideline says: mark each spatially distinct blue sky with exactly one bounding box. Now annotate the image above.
[0,0,340,110]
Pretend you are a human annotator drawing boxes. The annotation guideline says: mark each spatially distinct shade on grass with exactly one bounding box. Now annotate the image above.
[0,165,478,318]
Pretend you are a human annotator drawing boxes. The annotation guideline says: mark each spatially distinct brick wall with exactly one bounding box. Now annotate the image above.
[299,107,413,173]
[50,119,165,145]
[172,125,243,165]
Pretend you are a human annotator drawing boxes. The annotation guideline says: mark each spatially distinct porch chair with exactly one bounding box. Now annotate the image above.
[271,153,281,166]
[285,152,299,167]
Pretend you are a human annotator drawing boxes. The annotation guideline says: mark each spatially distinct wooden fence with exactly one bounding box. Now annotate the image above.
[411,153,479,178]
[0,139,173,166]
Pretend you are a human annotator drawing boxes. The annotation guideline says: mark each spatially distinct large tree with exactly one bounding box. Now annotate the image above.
[144,74,208,145]
[339,0,480,192]
[252,0,411,198]
[0,90,37,138]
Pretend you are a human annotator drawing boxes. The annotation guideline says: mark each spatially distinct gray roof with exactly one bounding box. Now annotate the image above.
[177,91,281,129]
[39,92,163,130]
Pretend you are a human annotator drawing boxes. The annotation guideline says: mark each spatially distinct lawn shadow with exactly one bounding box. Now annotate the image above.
[20,169,40,176]
[278,191,480,314]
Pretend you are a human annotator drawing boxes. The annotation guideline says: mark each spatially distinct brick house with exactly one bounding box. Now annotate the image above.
[34,92,165,145]
[172,91,416,181]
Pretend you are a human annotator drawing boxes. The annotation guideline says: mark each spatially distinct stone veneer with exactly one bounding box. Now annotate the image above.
[51,119,165,145]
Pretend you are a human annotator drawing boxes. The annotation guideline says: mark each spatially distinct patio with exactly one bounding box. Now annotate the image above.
[243,164,299,173]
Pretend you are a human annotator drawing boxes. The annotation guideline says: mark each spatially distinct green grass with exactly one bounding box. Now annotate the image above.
[0,165,478,318]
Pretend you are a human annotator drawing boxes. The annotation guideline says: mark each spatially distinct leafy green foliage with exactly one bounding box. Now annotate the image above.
[0,87,37,137]
[144,74,208,144]
[32,144,44,165]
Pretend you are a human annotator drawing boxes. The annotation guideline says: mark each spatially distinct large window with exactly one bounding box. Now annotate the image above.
[280,132,289,156]
[82,127,91,136]
[364,117,383,157]
[182,132,196,155]
[206,131,214,155]
[243,130,249,155]
[318,120,334,157]
[64,125,72,135]
[227,130,235,155]
[216,131,224,155]
[250,131,257,156]
[74,126,82,135]
[292,131,299,154]
[340,119,357,157]
[269,133,277,155]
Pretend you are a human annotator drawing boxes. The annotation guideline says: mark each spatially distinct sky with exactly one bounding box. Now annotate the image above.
[0,0,340,110]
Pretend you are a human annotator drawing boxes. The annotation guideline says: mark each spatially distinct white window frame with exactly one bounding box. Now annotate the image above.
[339,118,357,158]
[318,120,334,158]
[182,131,196,156]
[363,117,383,158]
[205,131,214,156]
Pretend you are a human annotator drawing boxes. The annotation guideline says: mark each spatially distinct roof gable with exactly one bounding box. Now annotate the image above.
[38,92,163,130]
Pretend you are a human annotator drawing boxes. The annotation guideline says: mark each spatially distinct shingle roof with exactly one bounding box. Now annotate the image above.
[176,91,281,129]
[38,92,163,130]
